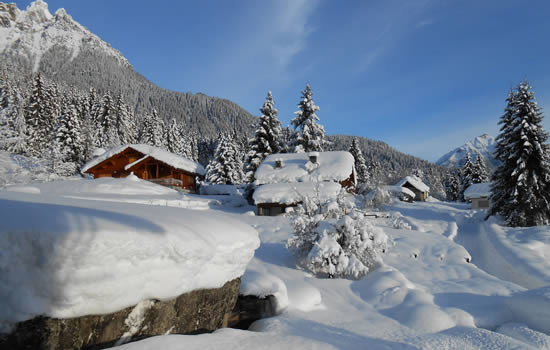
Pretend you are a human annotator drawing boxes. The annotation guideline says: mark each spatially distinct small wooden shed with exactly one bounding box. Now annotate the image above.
[81,145,205,192]
[464,182,492,209]
[397,176,430,201]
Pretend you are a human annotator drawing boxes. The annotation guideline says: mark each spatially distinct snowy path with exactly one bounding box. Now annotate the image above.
[389,200,550,290]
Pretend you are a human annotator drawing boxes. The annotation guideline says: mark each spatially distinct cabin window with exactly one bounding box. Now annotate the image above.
[259,206,284,216]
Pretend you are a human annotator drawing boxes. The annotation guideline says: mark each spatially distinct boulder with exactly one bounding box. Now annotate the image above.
[0,278,240,350]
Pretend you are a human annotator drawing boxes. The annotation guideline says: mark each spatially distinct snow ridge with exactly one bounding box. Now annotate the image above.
[0,0,130,72]
[436,133,499,169]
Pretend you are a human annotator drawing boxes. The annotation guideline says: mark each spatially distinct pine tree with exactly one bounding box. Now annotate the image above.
[94,91,120,148]
[445,169,461,201]
[114,93,136,144]
[25,73,55,157]
[471,151,489,184]
[348,137,370,187]
[54,98,84,164]
[291,84,328,153]
[245,91,284,182]
[205,134,243,184]
[165,118,184,155]
[488,82,550,226]
[459,152,475,201]
[139,109,165,148]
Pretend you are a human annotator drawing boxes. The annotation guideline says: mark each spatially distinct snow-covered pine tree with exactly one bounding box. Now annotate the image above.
[165,118,183,155]
[488,82,550,226]
[54,97,84,165]
[177,123,194,160]
[348,137,370,189]
[205,134,243,184]
[25,73,56,157]
[445,169,461,201]
[459,152,475,201]
[291,84,328,153]
[94,91,120,148]
[471,151,489,184]
[139,109,165,148]
[244,91,284,182]
[114,93,137,145]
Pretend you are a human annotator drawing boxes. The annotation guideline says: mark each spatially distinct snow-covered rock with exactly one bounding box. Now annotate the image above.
[437,133,498,169]
[0,183,259,325]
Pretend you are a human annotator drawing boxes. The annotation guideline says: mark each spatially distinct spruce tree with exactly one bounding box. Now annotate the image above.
[205,134,243,184]
[139,109,165,148]
[165,118,184,155]
[459,152,475,201]
[25,73,54,157]
[445,169,461,201]
[54,98,84,164]
[114,93,137,144]
[291,84,328,153]
[348,137,370,187]
[471,151,489,184]
[488,82,550,226]
[95,91,119,148]
[245,91,283,182]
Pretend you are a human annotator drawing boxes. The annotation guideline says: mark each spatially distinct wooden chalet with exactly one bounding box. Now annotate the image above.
[81,145,205,192]
[253,151,356,216]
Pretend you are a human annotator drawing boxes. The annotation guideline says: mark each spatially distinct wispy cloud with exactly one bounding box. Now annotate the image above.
[352,0,434,74]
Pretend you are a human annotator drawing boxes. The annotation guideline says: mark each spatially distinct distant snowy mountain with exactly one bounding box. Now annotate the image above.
[0,0,129,72]
[436,133,499,169]
[0,1,255,139]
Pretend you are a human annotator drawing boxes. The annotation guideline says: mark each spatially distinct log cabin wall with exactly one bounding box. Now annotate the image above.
[86,148,199,192]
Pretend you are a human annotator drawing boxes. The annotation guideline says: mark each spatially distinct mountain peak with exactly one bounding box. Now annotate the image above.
[437,133,499,169]
[0,0,130,72]
[24,0,52,24]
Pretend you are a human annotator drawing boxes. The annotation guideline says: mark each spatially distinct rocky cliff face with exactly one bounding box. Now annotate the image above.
[0,278,241,350]
[0,1,255,139]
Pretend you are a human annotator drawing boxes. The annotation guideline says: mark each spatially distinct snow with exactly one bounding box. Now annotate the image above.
[253,182,341,205]
[254,151,355,185]
[81,144,205,176]
[397,175,430,193]
[464,182,492,199]
[2,160,550,349]
[0,1,130,72]
[0,151,62,188]
[0,179,259,325]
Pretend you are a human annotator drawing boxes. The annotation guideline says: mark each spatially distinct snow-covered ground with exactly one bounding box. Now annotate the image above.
[1,166,549,349]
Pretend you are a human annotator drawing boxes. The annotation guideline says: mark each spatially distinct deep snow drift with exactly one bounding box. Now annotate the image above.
[1,170,550,349]
[0,178,259,327]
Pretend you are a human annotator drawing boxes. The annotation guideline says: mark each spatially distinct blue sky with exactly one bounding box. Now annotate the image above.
[15,0,550,161]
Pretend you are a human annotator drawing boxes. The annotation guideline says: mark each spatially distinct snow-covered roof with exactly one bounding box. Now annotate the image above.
[384,185,416,199]
[254,151,355,185]
[397,176,430,193]
[81,144,205,176]
[464,182,492,200]
[253,182,342,205]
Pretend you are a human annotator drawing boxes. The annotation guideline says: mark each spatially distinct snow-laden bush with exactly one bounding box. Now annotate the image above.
[364,186,392,209]
[287,191,388,279]
[390,212,412,230]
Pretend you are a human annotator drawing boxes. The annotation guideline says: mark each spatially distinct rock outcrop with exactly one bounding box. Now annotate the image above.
[0,278,240,350]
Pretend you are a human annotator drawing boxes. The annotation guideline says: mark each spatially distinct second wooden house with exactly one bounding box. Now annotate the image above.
[253,151,356,216]
[81,144,205,192]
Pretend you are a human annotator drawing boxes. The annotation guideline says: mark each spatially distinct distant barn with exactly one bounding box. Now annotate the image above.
[81,145,205,192]
[464,182,491,209]
[253,151,356,216]
[396,176,430,201]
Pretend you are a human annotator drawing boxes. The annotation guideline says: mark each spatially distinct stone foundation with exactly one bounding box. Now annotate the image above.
[0,278,240,350]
